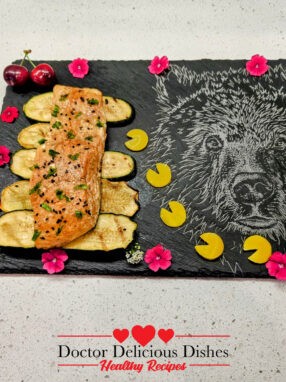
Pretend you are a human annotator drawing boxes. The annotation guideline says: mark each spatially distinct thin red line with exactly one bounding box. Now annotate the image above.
[58,364,99,367]
[176,335,231,338]
[57,335,112,338]
[190,364,230,367]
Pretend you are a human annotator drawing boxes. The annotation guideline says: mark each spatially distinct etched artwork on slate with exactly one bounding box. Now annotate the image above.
[0,60,285,277]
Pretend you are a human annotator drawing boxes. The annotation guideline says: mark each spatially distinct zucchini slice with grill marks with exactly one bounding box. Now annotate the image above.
[101,151,135,179]
[1,179,139,217]
[10,149,135,180]
[18,123,49,149]
[0,211,137,251]
[23,92,133,124]
[23,92,53,122]
[0,181,32,212]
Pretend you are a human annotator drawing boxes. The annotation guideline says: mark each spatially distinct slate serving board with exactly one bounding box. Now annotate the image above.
[1,59,285,277]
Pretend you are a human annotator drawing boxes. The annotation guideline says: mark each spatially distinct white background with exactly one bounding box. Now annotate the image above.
[0,1,286,381]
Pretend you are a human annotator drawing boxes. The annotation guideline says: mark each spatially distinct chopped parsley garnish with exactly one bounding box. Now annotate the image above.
[56,225,64,236]
[44,167,57,179]
[30,164,40,170]
[87,98,99,105]
[32,230,41,241]
[74,184,88,190]
[59,94,69,101]
[40,203,53,212]
[85,136,93,141]
[75,210,83,219]
[75,112,82,118]
[68,153,79,161]
[48,149,60,159]
[67,131,75,139]
[55,189,70,202]
[96,120,104,127]
[38,138,47,145]
[52,121,62,129]
[51,105,60,117]
[29,182,41,195]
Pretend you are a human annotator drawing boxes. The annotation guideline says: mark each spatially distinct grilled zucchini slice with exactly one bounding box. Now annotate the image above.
[101,151,135,179]
[0,211,136,251]
[103,96,133,124]
[10,149,135,180]
[23,92,133,124]
[10,149,36,179]
[101,179,138,216]
[23,92,53,122]
[0,181,32,212]
[1,179,138,216]
[18,123,49,149]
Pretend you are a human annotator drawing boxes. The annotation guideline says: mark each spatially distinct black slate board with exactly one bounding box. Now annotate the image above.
[1,59,285,277]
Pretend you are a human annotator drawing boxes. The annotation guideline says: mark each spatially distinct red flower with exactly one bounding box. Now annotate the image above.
[1,106,19,123]
[148,56,169,75]
[246,54,269,76]
[68,58,89,78]
[144,244,172,272]
[0,145,10,166]
[42,249,68,274]
[266,252,286,280]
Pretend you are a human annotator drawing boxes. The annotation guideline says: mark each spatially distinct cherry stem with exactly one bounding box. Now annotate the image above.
[21,49,36,68]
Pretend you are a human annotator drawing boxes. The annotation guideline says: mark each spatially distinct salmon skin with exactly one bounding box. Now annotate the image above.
[29,85,107,249]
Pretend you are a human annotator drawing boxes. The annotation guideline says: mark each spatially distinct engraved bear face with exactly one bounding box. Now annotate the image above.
[148,64,286,241]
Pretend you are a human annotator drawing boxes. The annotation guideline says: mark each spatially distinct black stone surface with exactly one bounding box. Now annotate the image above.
[0,60,284,277]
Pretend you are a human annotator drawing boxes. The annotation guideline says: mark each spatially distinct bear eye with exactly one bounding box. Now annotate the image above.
[205,135,223,151]
[275,135,286,149]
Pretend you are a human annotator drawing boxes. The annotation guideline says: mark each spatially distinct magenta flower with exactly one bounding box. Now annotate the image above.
[68,58,89,78]
[266,252,286,280]
[148,56,169,75]
[42,249,68,274]
[144,244,172,272]
[246,54,269,77]
[0,145,10,166]
[1,106,19,123]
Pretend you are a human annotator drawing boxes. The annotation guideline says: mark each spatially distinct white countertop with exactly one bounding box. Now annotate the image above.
[0,1,286,381]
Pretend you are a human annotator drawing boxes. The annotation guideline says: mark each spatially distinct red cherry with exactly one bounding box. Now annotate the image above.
[3,64,29,87]
[30,63,55,86]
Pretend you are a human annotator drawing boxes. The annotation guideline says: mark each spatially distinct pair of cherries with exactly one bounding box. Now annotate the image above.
[3,50,55,87]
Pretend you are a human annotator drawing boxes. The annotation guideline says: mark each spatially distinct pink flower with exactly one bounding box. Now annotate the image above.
[144,244,172,272]
[148,56,169,75]
[42,249,68,274]
[0,145,10,166]
[1,106,19,123]
[68,58,89,78]
[246,54,269,76]
[266,252,286,280]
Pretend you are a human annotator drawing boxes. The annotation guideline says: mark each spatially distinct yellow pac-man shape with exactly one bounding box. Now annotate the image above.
[160,201,186,227]
[124,128,149,151]
[146,163,172,188]
[195,232,224,260]
[243,235,272,264]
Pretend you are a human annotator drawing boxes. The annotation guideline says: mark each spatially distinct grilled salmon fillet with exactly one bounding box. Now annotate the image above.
[29,85,107,249]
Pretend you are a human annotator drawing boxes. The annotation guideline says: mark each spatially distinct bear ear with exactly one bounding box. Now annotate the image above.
[154,65,193,110]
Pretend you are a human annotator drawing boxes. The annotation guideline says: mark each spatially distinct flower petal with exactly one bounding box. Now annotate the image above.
[144,249,156,263]
[158,259,171,270]
[43,262,57,274]
[266,261,279,277]
[269,252,285,264]
[161,249,172,261]
[50,249,68,262]
[148,261,160,272]
[42,252,54,263]
[276,267,286,280]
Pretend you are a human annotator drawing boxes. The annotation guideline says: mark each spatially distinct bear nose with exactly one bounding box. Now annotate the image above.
[232,173,274,205]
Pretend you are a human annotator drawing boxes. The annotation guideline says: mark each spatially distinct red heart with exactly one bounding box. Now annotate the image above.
[158,328,175,344]
[131,325,156,347]
[113,328,129,343]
